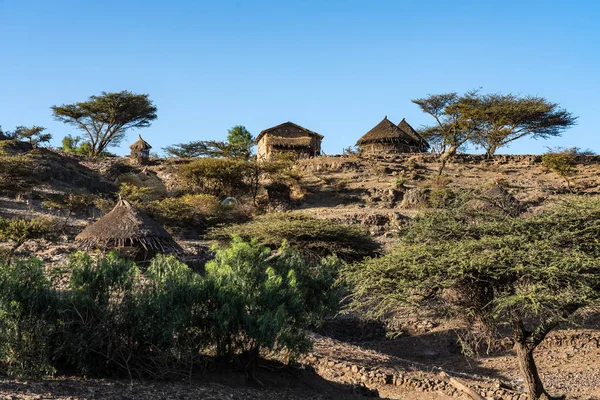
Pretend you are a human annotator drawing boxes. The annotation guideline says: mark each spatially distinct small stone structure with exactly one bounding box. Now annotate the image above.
[255,121,323,160]
[129,134,152,165]
[357,116,429,155]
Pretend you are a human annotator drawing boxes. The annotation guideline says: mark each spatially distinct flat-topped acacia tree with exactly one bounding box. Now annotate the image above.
[52,90,157,157]
[344,198,600,400]
[412,91,576,159]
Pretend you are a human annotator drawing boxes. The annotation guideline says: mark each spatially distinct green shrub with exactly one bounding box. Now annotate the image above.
[392,176,406,189]
[177,158,249,196]
[0,258,58,377]
[203,237,341,359]
[0,154,36,191]
[209,213,380,262]
[542,147,578,191]
[118,182,154,204]
[0,241,340,378]
[0,217,57,251]
[145,194,221,231]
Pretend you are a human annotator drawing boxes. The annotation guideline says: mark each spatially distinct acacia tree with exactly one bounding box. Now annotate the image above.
[8,126,52,147]
[52,91,157,157]
[344,199,600,400]
[464,94,576,157]
[412,91,480,159]
[163,125,254,160]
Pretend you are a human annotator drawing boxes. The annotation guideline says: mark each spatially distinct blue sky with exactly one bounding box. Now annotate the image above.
[0,0,598,156]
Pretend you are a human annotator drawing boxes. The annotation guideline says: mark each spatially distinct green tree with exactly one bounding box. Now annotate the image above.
[163,125,254,160]
[464,94,576,157]
[412,91,480,159]
[52,91,157,157]
[225,125,254,160]
[7,126,52,148]
[344,199,600,400]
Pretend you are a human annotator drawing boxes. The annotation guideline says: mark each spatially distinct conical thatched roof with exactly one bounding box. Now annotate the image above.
[398,118,429,151]
[129,134,152,151]
[76,199,183,254]
[357,117,421,145]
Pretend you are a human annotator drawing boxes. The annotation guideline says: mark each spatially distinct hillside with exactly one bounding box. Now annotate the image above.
[1,149,600,400]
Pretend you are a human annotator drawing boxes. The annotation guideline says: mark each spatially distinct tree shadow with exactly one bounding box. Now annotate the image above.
[316,315,515,384]
[0,358,386,400]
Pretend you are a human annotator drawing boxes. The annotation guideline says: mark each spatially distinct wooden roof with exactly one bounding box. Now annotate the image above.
[255,121,324,143]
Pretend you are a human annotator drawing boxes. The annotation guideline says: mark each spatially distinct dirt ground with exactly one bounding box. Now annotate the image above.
[2,153,600,399]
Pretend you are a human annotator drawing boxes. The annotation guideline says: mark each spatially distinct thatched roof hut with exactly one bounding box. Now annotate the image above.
[398,118,429,152]
[129,134,152,164]
[256,122,323,160]
[76,199,183,257]
[357,117,428,155]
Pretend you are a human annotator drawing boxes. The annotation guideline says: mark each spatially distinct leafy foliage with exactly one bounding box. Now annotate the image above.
[5,126,52,148]
[413,90,577,159]
[209,213,380,262]
[163,125,254,161]
[344,198,600,399]
[61,134,92,156]
[542,147,579,191]
[177,158,249,196]
[0,217,57,252]
[0,240,340,378]
[0,154,36,191]
[52,91,157,157]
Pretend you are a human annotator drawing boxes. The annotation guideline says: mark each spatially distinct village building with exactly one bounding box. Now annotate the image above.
[129,134,152,165]
[76,199,183,261]
[255,122,323,160]
[356,116,429,155]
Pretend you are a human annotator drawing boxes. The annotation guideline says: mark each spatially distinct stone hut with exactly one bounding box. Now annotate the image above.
[129,134,152,165]
[255,122,323,160]
[357,117,429,155]
[76,199,183,261]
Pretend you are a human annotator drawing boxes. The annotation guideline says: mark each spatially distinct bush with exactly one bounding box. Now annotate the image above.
[145,194,222,232]
[209,213,380,262]
[177,158,249,196]
[392,176,406,189]
[0,216,57,251]
[0,240,340,378]
[203,237,341,359]
[118,182,154,204]
[542,147,578,191]
[0,154,36,191]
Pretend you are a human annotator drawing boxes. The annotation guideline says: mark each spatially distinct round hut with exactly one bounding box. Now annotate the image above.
[76,199,183,260]
[129,134,152,165]
[357,116,428,155]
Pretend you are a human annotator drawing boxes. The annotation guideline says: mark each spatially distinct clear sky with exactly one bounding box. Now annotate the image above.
[0,0,598,156]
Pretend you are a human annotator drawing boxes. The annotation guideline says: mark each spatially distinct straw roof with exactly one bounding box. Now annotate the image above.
[129,134,152,151]
[255,121,323,143]
[398,118,429,151]
[357,117,421,145]
[76,199,183,254]
[265,136,312,148]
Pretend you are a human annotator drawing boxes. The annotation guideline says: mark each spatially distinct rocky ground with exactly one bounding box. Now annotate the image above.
[2,151,600,399]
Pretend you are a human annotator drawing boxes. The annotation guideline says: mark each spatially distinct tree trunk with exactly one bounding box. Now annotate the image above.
[440,145,459,161]
[485,144,497,159]
[515,342,547,399]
